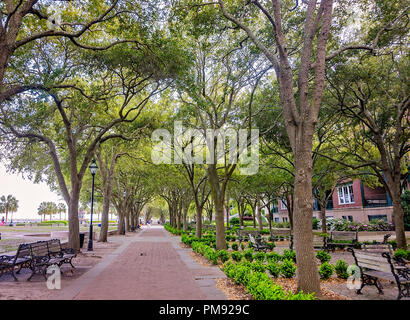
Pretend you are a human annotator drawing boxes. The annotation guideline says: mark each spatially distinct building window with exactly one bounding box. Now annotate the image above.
[342,216,347,220]
[348,216,353,222]
[280,200,287,210]
[368,215,387,222]
[274,218,279,223]
[337,183,354,204]
[283,217,288,222]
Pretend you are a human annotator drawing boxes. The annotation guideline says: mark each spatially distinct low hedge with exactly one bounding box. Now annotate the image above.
[37,220,68,226]
[223,261,315,300]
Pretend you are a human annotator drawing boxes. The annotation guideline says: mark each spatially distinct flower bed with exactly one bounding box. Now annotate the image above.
[317,218,394,232]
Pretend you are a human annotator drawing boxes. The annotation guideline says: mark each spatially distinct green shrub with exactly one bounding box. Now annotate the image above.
[240,243,245,250]
[266,252,282,262]
[280,259,297,278]
[204,247,218,264]
[216,250,230,263]
[282,249,296,263]
[388,240,397,250]
[254,251,266,262]
[231,251,242,262]
[319,262,334,280]
[164,223,182,235]
[222,261,315,300]
[231,243,239,251]
[223,262,251,286]
[250,261,266,273]
[181,234,198,245]
[394,249,410,261]
[243,249,254,262]
[312,218,319,230]
[230,217,240,225]
[316,250,331,263]
[335,260,349,279]
[267,242,276,250]
[266,261,280,277]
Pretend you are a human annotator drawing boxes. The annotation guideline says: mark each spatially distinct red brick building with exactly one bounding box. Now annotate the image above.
[271,179,394,223]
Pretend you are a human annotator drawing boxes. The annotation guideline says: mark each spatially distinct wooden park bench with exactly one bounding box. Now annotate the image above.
[0,243,32,281]
[328,230,359,251]
[348,248,410,300]
[47,239,77,270]
[313,235,328,251]
[202,225,215,233]
[248,233,269,252]
[269,228,293,251]
[237,229,261,244]
[362,243,393,255]
[28,239,76,281]
[27,241,60,281]
[382,234,391,244]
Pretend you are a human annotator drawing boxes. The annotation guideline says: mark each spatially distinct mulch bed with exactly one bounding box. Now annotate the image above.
[272,278,349,300]
[215,278,254,300]
[183,244,349,300]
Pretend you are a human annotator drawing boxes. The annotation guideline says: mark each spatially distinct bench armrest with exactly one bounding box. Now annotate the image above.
[0,254,14,263]
[394,266,410,280]
[62,248,76,255]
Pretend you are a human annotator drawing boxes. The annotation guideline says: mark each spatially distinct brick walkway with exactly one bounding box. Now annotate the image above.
[55,226,226,300]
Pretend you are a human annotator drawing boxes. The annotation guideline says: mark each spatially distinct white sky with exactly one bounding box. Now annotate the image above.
[0,164,62,220]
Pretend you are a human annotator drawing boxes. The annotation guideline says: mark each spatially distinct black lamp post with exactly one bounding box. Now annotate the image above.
[87,159,98,251]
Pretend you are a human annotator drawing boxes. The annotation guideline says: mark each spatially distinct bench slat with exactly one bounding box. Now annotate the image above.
[359,262,391,273]
[355,253,392,273]
[364,270,395,281]
[355,253,387,262]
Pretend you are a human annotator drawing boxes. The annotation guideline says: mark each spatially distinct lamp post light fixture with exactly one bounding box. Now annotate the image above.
[87,159,98,251]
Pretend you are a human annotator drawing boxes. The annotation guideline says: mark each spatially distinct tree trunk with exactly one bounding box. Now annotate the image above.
[391,191,406,249]
[225,196,230,230]
[183,203,188,231]
[118,211,125,235]
[293,141,321,296]
[99,190,111,242]
[125,212,130,232]
[68,191,80,251]
[252,209,256,228]
[320,206,327,234]
[256,195,262,231]
[195,205,202,238]
[176,211,181,230]
[214,199,226,250]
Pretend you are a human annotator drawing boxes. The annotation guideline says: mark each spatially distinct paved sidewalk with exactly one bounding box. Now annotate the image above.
[55,226,226,300]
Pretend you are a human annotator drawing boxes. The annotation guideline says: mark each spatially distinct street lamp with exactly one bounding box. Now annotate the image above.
[87,159,98,251]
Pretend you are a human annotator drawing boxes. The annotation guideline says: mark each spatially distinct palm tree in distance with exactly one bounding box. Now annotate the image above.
[0,195,19,223]
[57,203,66,221]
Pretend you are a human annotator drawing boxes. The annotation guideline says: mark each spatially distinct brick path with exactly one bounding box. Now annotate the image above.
[55,226,226,300]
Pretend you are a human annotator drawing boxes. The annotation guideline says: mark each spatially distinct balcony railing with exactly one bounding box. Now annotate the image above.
[364,199,389,208]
